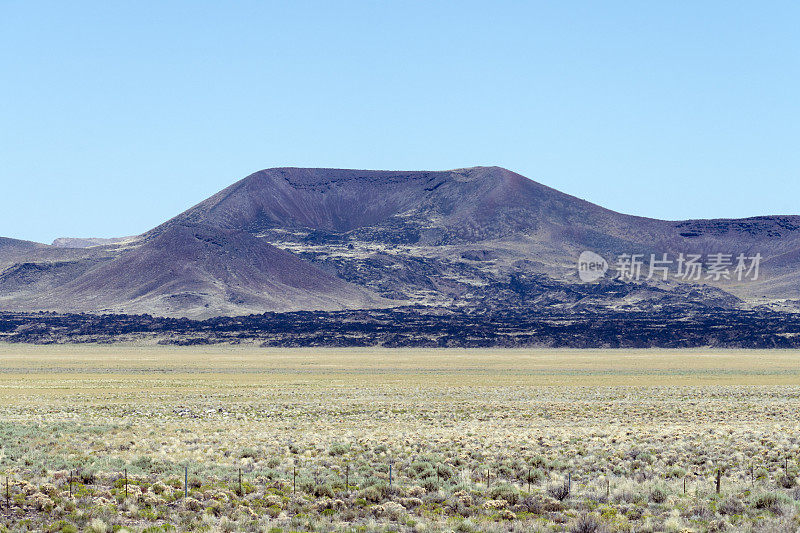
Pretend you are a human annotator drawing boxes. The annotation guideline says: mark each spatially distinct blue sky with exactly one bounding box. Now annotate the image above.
[1,1,798,243]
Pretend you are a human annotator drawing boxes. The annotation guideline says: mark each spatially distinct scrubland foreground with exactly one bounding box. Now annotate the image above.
[1,346,800,532]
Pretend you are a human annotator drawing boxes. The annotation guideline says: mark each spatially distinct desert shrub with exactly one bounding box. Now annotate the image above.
[409,461,436,479]
[665,467,687,479]
[185,497,202,511]
[719,497,745,515]
[420,476,441,492]
[776,473,796,488]
[663,511,687,532]
[489,483,520,505]
[399,496,423,508]
[131,455,153,470]
[220,517,235,533]
[424,490,447,505]
[529,455,546,468]
[312,483,334,498]
[32,493,54,512]
[454,501,475,517]
[50,522,78,533]
[359,485,384,503]
[496,463,515,478]
[436,463,455,480]
[362,475,387,489]
[483,499,508,511]
[205,502,223,517]
[569,512,603,533]
[238,447,259,459]
[328,442,350,456]
[649,485,668,504]
[298,477,316,493]
[690,502,713,520]
[372,501,406,520]
[454,519,476,532]
[523,468,544,485]
[520,495,543,513]
[86,519,107,533]
[78,469,97,485]
[752,491,789,511]
[39,483,58,498]
[547,480,571,501]
[498,509,517,520]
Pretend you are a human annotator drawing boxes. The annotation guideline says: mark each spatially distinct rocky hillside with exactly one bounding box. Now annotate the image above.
[1,167,798,317]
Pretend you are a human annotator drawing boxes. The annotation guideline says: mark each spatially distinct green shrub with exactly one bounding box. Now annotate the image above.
[420,477,441,492]
[752,491,790,511]
[489,483,520,505]
[409,461,436,479]
[569,513,603,533]
[649,485,668,504]
[547,481,570,501]
[239,447,259,459]
[523,468,544,484]
[312,483,335,498]
[359,483,388,503]
[328,443,350,456]
[666,467,687,479]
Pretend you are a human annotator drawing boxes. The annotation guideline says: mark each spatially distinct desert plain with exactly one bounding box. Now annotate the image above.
[0,346,799,532]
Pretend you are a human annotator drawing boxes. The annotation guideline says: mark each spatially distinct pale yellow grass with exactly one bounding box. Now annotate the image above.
[1,344,799,532]
[1,345,799,405]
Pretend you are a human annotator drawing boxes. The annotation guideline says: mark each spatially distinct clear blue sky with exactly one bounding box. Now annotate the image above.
[2,1,798,243]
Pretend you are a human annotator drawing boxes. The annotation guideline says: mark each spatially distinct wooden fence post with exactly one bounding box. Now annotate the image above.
[715,469,721,494]
[184,466,188,500]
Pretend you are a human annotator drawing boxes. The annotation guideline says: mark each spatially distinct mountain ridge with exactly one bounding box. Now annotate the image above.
[1,166,798,318]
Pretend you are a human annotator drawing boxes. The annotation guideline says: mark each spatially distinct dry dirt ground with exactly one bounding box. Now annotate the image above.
[1,345,799,532]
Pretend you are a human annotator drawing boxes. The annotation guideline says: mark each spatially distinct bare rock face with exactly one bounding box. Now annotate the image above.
[1,166,799,317]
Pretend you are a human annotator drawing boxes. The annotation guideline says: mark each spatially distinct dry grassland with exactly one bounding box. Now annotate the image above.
[0,345,799,532]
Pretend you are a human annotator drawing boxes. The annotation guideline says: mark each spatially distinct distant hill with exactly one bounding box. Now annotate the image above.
[1,166,798,317]
[51,236,135,248]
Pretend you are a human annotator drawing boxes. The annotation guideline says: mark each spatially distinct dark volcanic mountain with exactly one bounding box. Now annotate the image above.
[1,166,798,318]
[157,166,666,245]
